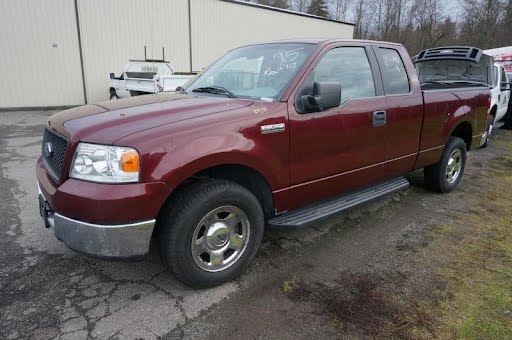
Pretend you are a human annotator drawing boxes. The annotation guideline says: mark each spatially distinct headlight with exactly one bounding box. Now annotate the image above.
[69,143,139,183]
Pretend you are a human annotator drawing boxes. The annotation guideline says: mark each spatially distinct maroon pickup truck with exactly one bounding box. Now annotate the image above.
[37,40,491,288]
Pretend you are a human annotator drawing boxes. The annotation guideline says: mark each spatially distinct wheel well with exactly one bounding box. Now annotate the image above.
[451,122,473,150]
[168,164,274,219]
[490,105,497,117]
[109,87,116,94]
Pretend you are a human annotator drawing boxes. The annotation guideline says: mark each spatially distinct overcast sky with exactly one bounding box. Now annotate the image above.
[444,0,463,20]
[337,0,464,23]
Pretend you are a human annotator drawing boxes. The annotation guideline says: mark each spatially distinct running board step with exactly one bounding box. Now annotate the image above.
[268,177,409,228]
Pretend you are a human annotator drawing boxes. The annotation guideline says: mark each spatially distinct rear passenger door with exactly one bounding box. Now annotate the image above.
[373,46,424,175]
[287,44,389,208]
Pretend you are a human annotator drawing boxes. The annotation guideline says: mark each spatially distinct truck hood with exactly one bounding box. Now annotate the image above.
[47,93,254,144]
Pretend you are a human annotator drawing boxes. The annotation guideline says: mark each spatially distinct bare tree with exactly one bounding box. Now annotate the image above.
[255,0,512,53]
[353,0,371,38]
[459,0,505,48]
[330,0,350,21]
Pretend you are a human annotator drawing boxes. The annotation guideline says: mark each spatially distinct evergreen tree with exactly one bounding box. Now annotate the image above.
[307,0,329,17]
[257,0,289,9]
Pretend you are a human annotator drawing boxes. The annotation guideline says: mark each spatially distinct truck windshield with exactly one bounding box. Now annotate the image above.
[183,43,315,101]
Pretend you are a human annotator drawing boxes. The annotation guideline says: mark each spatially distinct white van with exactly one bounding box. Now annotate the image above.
[480,63,510,147]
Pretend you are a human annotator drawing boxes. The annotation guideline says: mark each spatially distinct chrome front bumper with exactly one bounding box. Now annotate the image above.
[53,214,155,258]
[38,180,155,258]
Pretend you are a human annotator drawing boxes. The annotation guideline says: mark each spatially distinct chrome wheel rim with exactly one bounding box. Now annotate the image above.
[191,205,250,272]
[446,149,462,184]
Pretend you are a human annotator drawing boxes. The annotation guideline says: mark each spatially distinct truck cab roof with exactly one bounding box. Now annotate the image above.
[241,38,403,48]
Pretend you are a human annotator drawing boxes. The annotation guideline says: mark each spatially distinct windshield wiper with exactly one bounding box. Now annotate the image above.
[192,86,237,98]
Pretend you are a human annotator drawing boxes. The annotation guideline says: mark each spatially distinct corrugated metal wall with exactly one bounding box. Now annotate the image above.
[0,0,85,107]
[77,0,190,105]
[0,0,354,108]
[190,0,354,71]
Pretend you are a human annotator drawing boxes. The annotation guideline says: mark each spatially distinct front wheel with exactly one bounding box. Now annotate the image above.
[424,137,467,193]
[158,180,264,288]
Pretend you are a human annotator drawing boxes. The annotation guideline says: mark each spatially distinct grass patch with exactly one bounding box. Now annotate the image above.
[282,277,297,293]
[282,277,312,301]
[437,207,512,339]
[430,156,512,339]
[430,225,452,236]
[494,131,512,152]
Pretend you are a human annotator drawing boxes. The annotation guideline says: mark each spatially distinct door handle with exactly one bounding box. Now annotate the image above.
[373,111,387,127]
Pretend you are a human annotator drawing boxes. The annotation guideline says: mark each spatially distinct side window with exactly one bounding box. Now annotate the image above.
[376,48,410,95]
[501,67,508,85]
[296,47,376,112]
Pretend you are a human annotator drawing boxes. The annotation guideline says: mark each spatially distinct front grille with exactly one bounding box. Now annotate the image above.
[42,128,68,183]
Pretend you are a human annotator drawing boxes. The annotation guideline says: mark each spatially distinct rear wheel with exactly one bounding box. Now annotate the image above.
[480,115,494,148]
[109,90,118,100]
[424,137,467,193]
[158,180,264,288]
[504,109,512,130]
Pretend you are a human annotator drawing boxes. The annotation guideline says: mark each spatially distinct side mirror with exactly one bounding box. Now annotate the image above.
[301,82,342,113]
[109,73,115,80]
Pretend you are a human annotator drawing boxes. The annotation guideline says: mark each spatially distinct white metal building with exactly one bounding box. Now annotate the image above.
[0,0,354,108]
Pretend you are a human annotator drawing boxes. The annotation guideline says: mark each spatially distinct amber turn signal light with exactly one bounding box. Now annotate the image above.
[121,151,139,172]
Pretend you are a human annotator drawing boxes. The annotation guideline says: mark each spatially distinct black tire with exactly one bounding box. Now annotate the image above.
[480,115,494,148]
[424,137,467,193]
[158,179,264,288]
[109,90,118,100]
[504,109,512,130]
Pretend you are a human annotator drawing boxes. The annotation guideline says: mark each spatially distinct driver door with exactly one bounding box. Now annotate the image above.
[287,44,389,209]
[117,73,130,98]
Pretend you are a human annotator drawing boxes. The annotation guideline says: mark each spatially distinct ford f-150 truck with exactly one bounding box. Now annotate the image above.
[37,40,491,288]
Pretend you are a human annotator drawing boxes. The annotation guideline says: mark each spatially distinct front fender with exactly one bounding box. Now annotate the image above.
[149,132,288,193]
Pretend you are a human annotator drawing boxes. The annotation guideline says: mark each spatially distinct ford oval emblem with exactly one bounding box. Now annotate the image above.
[45,142,53,157]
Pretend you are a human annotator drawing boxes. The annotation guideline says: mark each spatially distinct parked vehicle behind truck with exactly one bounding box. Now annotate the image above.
[37,40,491,288]
[480,63,510,146]
[484,47,512,131]
[109,61,194,99]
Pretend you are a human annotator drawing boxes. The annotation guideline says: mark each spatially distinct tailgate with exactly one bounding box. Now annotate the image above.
[125,77,158,93]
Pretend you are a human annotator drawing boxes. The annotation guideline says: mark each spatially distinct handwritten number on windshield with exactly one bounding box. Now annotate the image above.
[265,48,304,76]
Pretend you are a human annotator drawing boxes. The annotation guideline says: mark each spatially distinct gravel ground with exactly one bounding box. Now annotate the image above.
[0,110,508,339]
